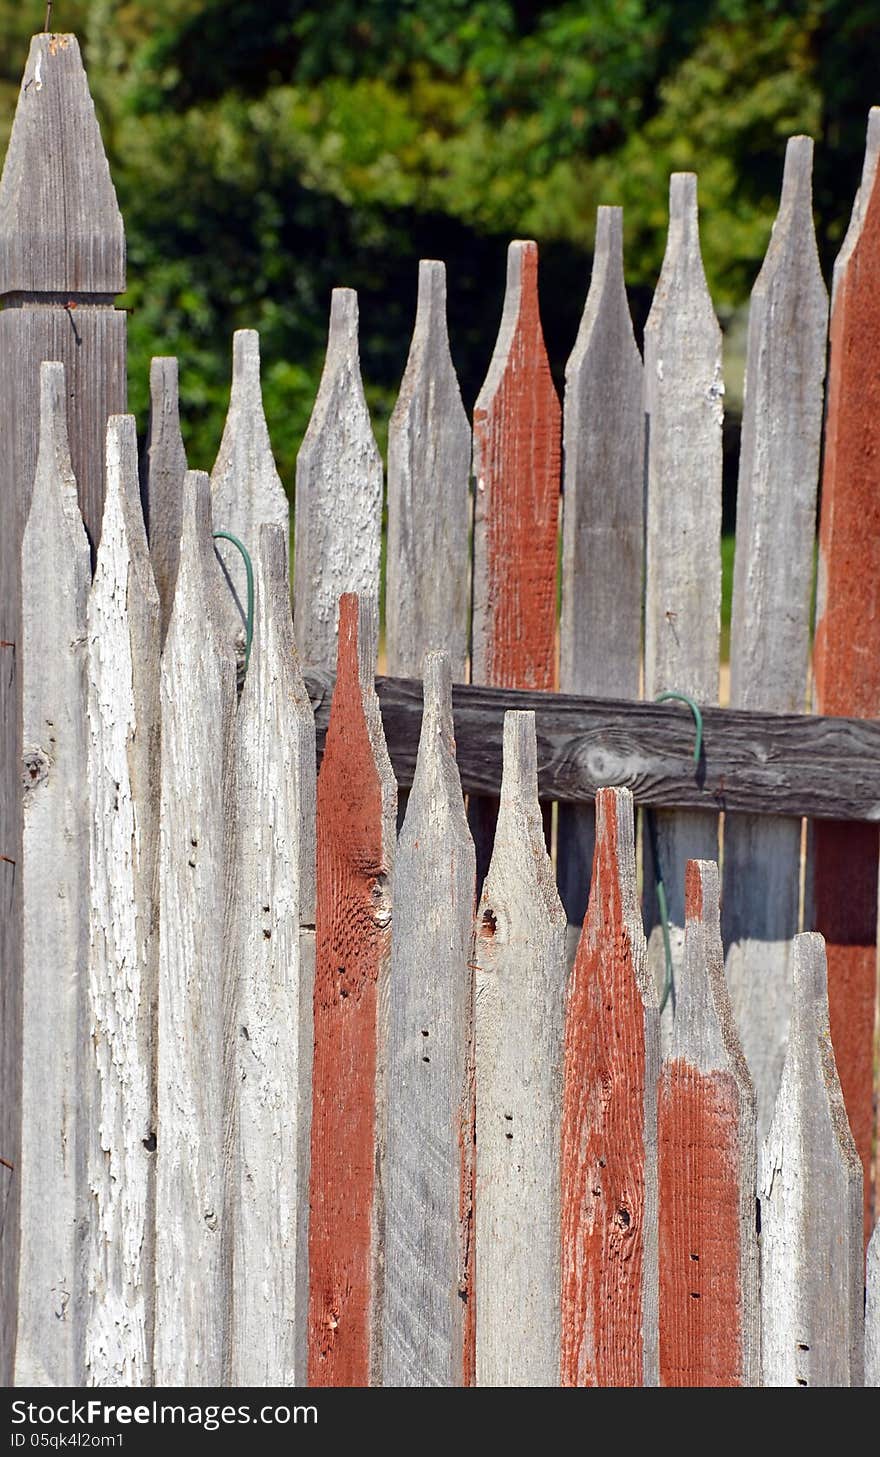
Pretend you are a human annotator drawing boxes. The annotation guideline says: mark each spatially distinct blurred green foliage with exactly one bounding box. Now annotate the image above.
[0,2,877,491]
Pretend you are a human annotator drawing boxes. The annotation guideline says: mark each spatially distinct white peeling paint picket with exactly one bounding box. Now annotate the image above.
[16,362,91,1387]
[866,1222,880,1387]
[232,523,315,1386]
[84,415,161,1386]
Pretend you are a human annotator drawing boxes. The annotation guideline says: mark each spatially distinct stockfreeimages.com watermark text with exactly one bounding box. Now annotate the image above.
[10,1400,317,1436]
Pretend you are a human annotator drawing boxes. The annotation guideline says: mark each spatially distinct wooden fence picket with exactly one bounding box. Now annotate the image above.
[810,108,880,1236]
[759,932,864,1387]
[724,136,828,1144]
[867,1223,880,1387]
[85,414,160,1386]
[658,860,759,1387]
[211,329,288,660]
[382,652,476,1387]
[308,593,396,1388]
[294,293,383,671]
[643,173,723,1038]
[470,241,561,877]
[232,523,316,1386]
[140,356,188,642]
[155,471,238,1386]
[386,262,471,680]
[16,361,91,1386]
[475,711,566,1387]
[558,206,643,957]
[561,785,659,1388]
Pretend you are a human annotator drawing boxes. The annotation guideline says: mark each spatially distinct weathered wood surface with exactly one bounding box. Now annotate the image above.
[382,652,476,1387]
[643,173,722,1027]
[759,933,864,1388]
[140,356,187,642]
[561,786,659,1387]
[303,667,880,821]
[16,361,91,1386]
[810,109,880,1237]
[232,524,315,1386]
[212,329,288,646]
[475,711,565,1387]
[558,206,643,946]
[867,1222,880,1387]
[0,36,126,1376]
[308,594,396,1387]
[386,262,471,680]
[658,860,759,1387]
[84,415,160,1386]
[294,292,383,671]
[724,136,828,1145]
[155,471,237,1386]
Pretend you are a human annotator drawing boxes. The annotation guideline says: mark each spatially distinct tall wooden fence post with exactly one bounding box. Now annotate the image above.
[561,786,659,1387]
[559,207,643,960]
[155,472,237,1385]
[658,860,759,1387]
[724,136,828,1143]
[382,652,476,1386]
[475,711,566,1387]
[0,33,126,1376]
[643,173,722,1042]
[16,361,91,1386]
[85,414,160,1386]
[308,594,396,1387]
[759,933,864,1387]
[810,108,880,1237]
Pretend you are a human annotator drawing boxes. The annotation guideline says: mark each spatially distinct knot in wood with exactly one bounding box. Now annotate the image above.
[22,747,50,790]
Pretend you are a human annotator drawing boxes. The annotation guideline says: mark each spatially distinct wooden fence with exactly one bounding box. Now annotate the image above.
[1,31,880,1389]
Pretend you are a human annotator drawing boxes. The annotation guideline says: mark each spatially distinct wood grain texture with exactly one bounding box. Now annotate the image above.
[382,652,476,1387]
[16,361,91,1386]
[561,786,659,1387]
[294,292,383,671]
[810,109,880,1237]
[232,523,316,1386]
[724,137,828,1146]
[84,415,160,1386]
[759,932,864,1387]
[140,357,187,642]
[0,40,126,1373]
[155,471,237,1386]
[0,35,124,294]
[304,668,880,822]
[558,206,643,943]
[475,711,566,1387]
[386,262,471,680]
[867,1222,880,1387]
[212,330,288,645]
[658,860,759,1387]
[644,173,722,1029]
[308,594,396,1388]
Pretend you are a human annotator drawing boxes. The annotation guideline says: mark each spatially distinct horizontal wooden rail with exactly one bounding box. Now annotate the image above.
[304,668,880,822]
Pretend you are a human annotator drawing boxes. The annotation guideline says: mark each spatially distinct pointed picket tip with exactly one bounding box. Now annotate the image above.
[165,470,230,662]
[589,787,651,986]
[752,136,823,300]
[142,356,188,640]
[565,207,637,381]
[413,259,447,343]
[673,860,754,1082]
[104,415,153,569]
[211,330,286,520]
[832,106,880,307]
[405,651,468,830]
[497,711,542,838]
[475,240,553,411]
[647,173,717,328]
[28,361,88,556]
[0,35,125,294]
[334,592,395,823]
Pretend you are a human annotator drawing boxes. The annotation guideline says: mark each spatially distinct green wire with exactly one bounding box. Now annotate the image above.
[649,690,704,1013]
[213,531,254,674]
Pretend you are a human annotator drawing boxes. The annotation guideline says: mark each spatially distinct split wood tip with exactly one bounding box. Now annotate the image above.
[328,287,359,355]
[257,520,289,589]
[336,590,378,695]
[779,135,814,211]
[149,355,180,394]
[180,469,213,560]
[231,328,261,390]
[669,171,698,224]
[505,238,539,306]
[37,359,67,453]
[421,649,453,730]
[105,412,139,486]
[500,709,539,808]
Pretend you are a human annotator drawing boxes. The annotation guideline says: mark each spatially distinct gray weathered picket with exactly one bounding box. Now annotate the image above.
[867,1223,880,1387]
[723,137,828,1142]
[141,356,188,641]
[558,206,644,955]
[759,933,864,1387]
[382,652,476,1387]
[386,263,471,681]
[232,524,315,1386]
[294,291,383,671]
[16,362,91,1387]
[643,173,722,1034]
[474,711,566,1387]
[84,415,160,1387]
[155,471,237,1386]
